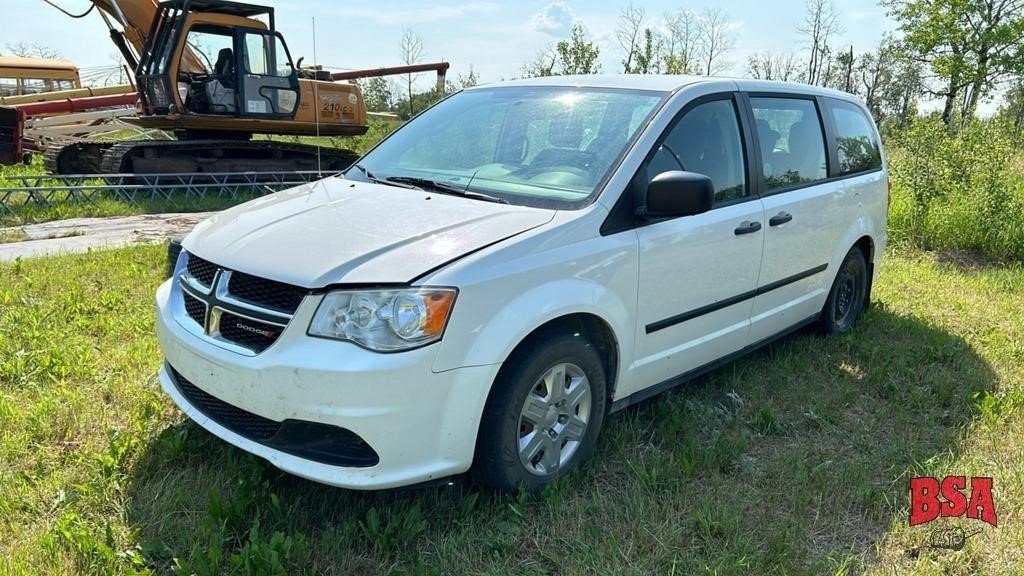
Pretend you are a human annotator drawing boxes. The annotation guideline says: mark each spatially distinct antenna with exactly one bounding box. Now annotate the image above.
[312,17,322,175]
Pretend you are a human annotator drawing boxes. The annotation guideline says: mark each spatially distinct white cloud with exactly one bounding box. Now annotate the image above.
[531,1,578,35]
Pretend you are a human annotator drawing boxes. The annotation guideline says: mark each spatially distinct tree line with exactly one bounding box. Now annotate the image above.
[516,0,1024,135]
[27,0,1000,133]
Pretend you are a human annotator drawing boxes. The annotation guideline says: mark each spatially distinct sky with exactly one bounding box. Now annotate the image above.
[2,0,895,86]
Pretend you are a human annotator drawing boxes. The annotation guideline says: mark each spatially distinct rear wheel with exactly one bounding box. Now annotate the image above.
[820,247,868,334]
[474,334,606,493]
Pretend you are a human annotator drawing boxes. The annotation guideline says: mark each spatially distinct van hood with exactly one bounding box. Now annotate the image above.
[182,178,555,287]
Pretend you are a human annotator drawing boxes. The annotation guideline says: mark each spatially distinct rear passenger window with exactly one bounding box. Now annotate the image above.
[829,100,882,174]
[751,98,827,191]
[648,98,747,204]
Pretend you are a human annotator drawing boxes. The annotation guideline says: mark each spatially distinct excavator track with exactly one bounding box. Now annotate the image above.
[44,141,117,175]
[99,139,360,176]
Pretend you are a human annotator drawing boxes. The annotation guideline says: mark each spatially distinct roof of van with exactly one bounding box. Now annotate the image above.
[470,74,859,101]
[0,56,79,72]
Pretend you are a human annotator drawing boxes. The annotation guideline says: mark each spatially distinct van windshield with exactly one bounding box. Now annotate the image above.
[347,87,666,209]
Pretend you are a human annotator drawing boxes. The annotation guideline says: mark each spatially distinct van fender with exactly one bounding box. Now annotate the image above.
[431,278,634,388]
[823,214,878,290]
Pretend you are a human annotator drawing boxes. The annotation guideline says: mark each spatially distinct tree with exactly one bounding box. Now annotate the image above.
[847,37,923,127]
[698,8,736,76]
[616,3,662,74]
[661,9,702,74]
[631,28,661,74]
[797,0,842,86]
[399,28,424,118]
[521,24,600,77]
[617,3,646,73]
[883,0,1024,127]
[883,52,924,129]
[359,77,394,113]
[835,46,855,93]
[458,67,479,89]
[997,79,1024,141]
[747,51,800,81]
[555,24,601,75]
[522,45,557,78]
[5,42,62,59]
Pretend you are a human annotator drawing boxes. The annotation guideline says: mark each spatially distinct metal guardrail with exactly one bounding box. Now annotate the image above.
[0,170,339,216]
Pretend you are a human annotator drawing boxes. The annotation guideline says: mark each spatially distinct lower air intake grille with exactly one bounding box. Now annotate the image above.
[171,367,281,441]
[168,366,380,467]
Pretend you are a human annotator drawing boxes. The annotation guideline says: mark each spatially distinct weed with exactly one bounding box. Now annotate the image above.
[887,117,1024,260]
[359,501,428,554]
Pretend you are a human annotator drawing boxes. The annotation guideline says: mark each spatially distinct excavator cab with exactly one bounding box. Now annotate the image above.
[34,0,454,175]
[137,0,300,122]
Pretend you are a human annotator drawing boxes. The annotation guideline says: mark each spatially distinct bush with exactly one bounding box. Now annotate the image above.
[885,117,1024,260]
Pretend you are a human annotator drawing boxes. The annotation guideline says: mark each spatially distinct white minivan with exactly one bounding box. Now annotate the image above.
[156,75,887,492]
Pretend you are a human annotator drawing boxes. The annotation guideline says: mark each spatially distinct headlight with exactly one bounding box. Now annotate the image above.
[308,288,457,352]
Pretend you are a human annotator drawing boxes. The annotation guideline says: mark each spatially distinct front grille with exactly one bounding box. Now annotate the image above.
[178,251,306,354]
[186,254,217,286]
[171,367,281,441]
[218,311,281,353]
[183,292,206,326]
[228,271,307,314]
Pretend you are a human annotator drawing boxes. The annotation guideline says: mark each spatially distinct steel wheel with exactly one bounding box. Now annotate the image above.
[820,247,868,334]
[833,262,860,326]
[517,362,592,476]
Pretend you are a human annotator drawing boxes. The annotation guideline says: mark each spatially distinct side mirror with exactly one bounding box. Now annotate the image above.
[642,171,715,219]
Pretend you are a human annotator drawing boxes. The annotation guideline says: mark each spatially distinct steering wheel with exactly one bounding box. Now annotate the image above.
[527,165,590,181]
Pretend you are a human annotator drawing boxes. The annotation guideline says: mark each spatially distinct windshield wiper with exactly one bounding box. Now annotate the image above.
[383,176,509,204]
[348,163,398,187]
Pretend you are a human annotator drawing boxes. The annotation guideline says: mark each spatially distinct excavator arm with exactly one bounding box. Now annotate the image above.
[46,0,205,74]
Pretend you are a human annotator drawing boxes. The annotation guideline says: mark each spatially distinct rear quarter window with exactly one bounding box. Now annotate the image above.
[828,100,882,174]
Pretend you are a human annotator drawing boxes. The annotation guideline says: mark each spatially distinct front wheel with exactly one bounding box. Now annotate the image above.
[474,334,607,493]
[820,247,868,334]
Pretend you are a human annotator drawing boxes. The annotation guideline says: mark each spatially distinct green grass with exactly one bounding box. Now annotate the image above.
[0,192,266,229]
[0,227,29,243]
[0,158,270,228]
[0,246,1022,575]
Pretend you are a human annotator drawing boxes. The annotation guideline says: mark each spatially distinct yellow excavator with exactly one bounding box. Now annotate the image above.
[42,0,445,174]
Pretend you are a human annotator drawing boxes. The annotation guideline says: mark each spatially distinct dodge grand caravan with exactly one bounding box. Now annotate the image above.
[156,75,887,492]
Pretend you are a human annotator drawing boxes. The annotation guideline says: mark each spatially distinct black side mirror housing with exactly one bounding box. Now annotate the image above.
[640,171,715,219]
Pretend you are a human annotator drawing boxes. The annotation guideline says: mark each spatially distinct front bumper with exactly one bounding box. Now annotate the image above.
[155,279,498,490]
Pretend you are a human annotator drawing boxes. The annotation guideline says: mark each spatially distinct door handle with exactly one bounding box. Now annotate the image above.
[769,212,793,226]
[734,221,762,235]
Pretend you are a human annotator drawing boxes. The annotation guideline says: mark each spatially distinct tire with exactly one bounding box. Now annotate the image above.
[473,333,607,493]
[819,247,868,335]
